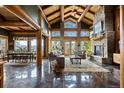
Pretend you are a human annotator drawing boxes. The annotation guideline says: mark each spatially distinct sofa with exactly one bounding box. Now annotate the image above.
[48,52,65,72]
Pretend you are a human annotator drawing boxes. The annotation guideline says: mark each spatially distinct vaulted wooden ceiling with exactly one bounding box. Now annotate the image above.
[40,5,101,25]
[0,5,101,32]
[0,6,34,31]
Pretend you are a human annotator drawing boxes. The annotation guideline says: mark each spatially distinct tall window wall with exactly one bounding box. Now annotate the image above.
[64,31,77,37]
[51,31,60,37]
[15,40,28,52]
[0,36,8,58]
[80,40,92,55]
[51,40,62,54]
[31,39,36,52]
[80,31,90,37]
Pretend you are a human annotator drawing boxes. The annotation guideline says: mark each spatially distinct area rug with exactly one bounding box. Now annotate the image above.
[64,59,109,73]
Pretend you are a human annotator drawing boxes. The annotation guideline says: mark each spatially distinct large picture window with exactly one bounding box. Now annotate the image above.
[51,41,62,54]
[15,40,28,52]
[51,31,60,37]
[31,39,36,52]
[80,31,90,36]
[64,31,77,37]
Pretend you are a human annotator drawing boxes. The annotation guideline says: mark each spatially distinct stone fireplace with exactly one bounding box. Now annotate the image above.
[91,6,115,65]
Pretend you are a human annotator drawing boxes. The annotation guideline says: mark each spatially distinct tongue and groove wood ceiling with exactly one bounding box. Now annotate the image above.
[0,5,101,31]
[41,5,101,25]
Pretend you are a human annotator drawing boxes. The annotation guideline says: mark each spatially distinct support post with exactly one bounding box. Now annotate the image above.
[36,29,42,67]
[45,36,49,58]
[77,22,81,51]
[60,22,64,54]
[8,33,14,51]
[27,39,31,52]
[120,5,124,88]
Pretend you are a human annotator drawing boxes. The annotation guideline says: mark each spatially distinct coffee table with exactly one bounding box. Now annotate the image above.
[70,56,82,64]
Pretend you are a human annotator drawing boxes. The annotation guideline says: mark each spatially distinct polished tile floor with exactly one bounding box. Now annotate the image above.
[3,59,120,88]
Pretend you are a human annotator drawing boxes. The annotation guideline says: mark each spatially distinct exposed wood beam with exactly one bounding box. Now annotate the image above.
[49,16,60,22]
[18,27,26,31]
[46,9,60,17]
[65,19,75,23]
[42,5,52,10]
[38,5,51,29]
[78,5,92,22]
[84,16,93,22]
[64,10,72,15]
[11,31,36,35]
[78,5,95,15]
[0,21,29,27]
[64,17,77,23]
[64,5,73,13]
[65,10,93,22]
[64,13,92,26]
[49,17,60,24]
[61,5,64,22]
[74,13,93,22]
[64,15,78,21]
[0,27,12,31]
[64,5,72,9]
[64,10,93,22]
[0,14,6,21]
[3,5,40,30]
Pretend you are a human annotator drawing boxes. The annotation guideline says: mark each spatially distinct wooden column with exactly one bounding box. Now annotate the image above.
[120,5,124,88]
[27,39,31,52]
[60,22,64,53]
[77,22,81,51]
[115,7,120,53]
[36,29,42,67]
[46,36,49,58]
[8,33,14,51]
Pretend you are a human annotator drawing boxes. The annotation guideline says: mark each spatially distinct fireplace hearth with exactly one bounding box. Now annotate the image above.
[94,45,104,57]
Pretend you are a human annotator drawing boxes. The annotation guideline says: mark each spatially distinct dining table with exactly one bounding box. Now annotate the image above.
[7,52,34,63]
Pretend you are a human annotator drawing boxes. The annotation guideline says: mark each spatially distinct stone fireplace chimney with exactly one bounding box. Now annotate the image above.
[92,6,115,64]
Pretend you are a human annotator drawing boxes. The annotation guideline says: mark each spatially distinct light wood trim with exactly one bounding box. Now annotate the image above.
[80,37,90,40]
[78,5,92,22]
[0,21,29,28]
[51,37,90,41]
[61,5,64,22]
[38,6,51,29]
[4,5,40,30]
[120,5,124,88]
[11,31,36,35]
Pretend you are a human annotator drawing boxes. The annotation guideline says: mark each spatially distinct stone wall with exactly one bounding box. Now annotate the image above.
[92,6,115,64]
